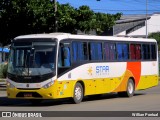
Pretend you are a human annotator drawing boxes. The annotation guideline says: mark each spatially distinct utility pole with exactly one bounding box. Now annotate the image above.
[54,0,58,32]
[146,0,148,38]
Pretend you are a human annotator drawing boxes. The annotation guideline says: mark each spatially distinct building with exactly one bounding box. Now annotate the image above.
[113,13,160,38]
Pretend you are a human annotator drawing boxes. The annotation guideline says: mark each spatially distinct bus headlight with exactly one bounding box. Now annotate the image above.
[7,81,15,88]
[42,80,54,89]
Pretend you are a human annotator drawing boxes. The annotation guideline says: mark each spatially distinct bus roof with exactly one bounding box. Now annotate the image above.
[14,32,157,43]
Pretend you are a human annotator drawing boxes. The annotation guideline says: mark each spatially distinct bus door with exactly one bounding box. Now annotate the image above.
[58,41,71,75]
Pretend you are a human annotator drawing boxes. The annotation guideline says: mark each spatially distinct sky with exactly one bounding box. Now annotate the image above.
[57,0,160,15]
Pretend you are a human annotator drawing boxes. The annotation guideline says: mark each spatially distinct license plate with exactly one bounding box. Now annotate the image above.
[24,93,32,97]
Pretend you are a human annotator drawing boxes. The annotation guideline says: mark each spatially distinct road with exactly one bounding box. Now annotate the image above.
[0,83,160,120]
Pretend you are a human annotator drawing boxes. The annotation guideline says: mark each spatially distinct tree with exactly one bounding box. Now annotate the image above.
[76,6,96,33]
[57,3,77,33]
[148,32,160,48]
[95,12,122,35]
[0,1,122,46]
[57,4,122,34]
[0,0,55,46]
[27,0,55,33]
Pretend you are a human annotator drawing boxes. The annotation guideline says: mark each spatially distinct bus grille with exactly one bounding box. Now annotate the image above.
[7,73,54,83]
[17,88,40,90]
[16,92,42,98]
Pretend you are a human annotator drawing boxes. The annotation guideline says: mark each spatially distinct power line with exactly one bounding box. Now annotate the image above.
[92,9,160,12]
[133,0,160,10]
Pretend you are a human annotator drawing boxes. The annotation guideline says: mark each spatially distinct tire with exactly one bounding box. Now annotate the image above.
[72,82,83,104]
[118,79,135,97]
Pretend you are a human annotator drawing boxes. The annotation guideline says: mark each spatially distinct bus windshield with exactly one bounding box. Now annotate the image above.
[8,41,57,76]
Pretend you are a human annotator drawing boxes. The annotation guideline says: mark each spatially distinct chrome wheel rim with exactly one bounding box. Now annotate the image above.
[128,82,133,94]
[75,86,82,100]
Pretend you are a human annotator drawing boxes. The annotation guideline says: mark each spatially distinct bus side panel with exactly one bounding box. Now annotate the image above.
[113,70,133,92]
[113,61,159,92]
[57,62,127,96]
[113,62,141,92]
[55,61,159,99]
[53,80,76,99]
[136,61,159,90]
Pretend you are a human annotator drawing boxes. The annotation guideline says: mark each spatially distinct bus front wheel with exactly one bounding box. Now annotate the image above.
[72,82,84,104]
[118,79,135,97]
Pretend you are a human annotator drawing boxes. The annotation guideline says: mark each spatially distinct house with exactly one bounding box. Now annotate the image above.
[113,13,160,38]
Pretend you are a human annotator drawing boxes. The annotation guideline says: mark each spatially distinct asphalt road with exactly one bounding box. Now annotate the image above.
[0,83,160,120]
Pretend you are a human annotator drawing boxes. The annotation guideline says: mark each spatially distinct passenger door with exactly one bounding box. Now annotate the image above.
[58,41,71,75]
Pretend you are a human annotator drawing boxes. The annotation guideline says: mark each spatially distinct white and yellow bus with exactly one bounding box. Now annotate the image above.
[7,33,159,104]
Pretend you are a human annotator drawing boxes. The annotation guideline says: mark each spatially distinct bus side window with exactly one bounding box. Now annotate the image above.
[104,42,117,61]
[89,42,95,60]
[89,42,102,60]
[58,43,71,67]
[130,44,136,60]
[151,44,157,60]
[142,44,150,60]
[72,41,88,63]
[110,43,116,60]
[72,42,78,62]
[83,42,88,60]
[117,43,123,61]
[104,43,110,60]
[123,43,129,60]
[135,44,141,60]
[63,47,71,67]
[117,43,129,61]
[130,44,141,60]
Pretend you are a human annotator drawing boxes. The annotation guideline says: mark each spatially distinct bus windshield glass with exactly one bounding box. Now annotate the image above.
[8,41,57,76]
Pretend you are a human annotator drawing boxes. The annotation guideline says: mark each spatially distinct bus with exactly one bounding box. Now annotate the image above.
[7,33,159,104]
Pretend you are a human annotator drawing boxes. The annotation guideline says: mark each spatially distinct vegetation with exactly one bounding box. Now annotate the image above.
[148,32,160,48]
[0,0,122,46]
[0,63,8,78]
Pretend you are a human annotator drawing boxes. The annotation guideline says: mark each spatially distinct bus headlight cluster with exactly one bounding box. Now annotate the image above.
[42,80,54,89]
[7,81,15,88]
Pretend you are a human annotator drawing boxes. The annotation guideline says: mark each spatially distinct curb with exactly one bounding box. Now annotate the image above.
[0,87,6,91]
[0,79,6,90]
[0,82,6,86]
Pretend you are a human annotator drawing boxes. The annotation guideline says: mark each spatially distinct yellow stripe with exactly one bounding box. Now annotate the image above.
[7,72,158,99]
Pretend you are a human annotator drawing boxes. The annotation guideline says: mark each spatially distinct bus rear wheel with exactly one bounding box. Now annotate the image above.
[72,82,83,104]
[118,79,135,97]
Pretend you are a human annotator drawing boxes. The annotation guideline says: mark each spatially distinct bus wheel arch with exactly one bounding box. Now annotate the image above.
[118,77,135,97]
[77,80,85,95]
[72,81,84,104]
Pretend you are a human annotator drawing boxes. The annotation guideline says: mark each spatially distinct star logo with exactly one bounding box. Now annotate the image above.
[88,66,93,75]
